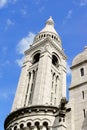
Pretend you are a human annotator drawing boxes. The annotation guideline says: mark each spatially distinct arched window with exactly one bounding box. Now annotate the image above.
[33,53,40,64]
[27,122,31,128]
[14,126,17,130]
[43,122,48,130]
[52,35,54,38]
[41,35,43,38]
[35,122,40,130]
[44,34,46,37]
[20,123,24,129]
[9,128,12,130]
[52,55,59,68]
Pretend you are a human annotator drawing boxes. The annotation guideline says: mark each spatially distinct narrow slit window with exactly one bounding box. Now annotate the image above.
[54,98,56,105]
[51,92,53,102]
[80,68,84,76]
[55,84,57,93]
[83,109,86,118]
[82,91,84,99]
[52,81,54,89]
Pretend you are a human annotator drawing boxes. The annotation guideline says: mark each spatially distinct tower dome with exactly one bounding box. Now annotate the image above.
[46,16,54,26]
[34,17,61,44]
[40,16,57,35]
[72,46,87,66]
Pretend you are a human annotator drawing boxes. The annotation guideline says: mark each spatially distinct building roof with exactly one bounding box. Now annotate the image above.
[33,17,61,44]
[40,16,58,35]
[72,46,87,66]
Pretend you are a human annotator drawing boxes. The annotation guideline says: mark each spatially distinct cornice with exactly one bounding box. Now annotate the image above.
[24,37,67,60]
[4,105,58,129]
[69,81,87,90]
[71,60,87,69]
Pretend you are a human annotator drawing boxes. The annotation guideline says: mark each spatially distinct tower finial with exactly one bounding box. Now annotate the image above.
[46,16,54,26]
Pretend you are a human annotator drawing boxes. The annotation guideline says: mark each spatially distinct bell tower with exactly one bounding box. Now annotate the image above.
[4,17,67,130]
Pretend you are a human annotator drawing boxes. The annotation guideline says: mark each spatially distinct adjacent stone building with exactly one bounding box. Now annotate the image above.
[4,17,87,130]
[67,46,87,130]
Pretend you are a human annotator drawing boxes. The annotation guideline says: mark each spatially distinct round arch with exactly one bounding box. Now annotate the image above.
[31,50,41,64]
[52,52,60,68]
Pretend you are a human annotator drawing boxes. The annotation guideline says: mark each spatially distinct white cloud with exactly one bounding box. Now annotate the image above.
[0,59,10,78]
[39,6,45,13]
[73,0,87,6]
[16,32,35,67]
[33,0,48,5]
[0,0,8,8]
[13,0,17,2]
[66,10,73,19]
[6,19,14,26]
[0,0,18,9]
[5,19,15,30]
[2,47,7,55]
[20,9,27,16]
[33,0,41,5]
[0,92,9,99]
[0,60,10,67]
[63,10,73,25]
[80,0,87,6]
[16,32,35,54]
[16,57,24,67]
[0,91,14,99]
[66,63,71,76]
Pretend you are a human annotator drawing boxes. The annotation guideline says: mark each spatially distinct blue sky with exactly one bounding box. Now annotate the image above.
[0,0,87,129]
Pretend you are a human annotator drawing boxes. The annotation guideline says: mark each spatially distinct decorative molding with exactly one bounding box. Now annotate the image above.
[4,105,58,129]
[71,60,87,69]
[69,81,87,90]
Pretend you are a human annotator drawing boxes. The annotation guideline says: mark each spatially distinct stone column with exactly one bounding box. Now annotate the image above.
[24,127,29,130]
[32,50,52,105]
[57,121,67,130]
[56,76,60,105]
[53,74,56,105]
[27,71,33,105]
[42,126,47,130]
[34,126,38,130]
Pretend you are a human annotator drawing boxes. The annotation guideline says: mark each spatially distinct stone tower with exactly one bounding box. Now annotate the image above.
[4,17,67,130]
[68,47,87,130]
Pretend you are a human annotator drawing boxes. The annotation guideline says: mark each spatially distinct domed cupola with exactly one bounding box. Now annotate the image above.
[33,17,61,45]
[72,46,87,67]
[46,16,54,26]
[40,16,57,35]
